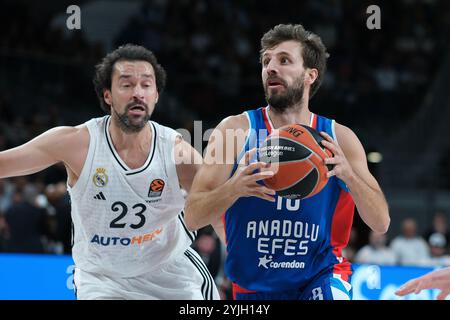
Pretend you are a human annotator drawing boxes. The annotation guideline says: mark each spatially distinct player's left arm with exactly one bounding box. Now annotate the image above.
[174,135,203,193]
[320,123,390,233]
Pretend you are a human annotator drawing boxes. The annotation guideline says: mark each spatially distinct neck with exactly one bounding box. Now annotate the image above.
[108,118,151,152]
[268,99,312,129]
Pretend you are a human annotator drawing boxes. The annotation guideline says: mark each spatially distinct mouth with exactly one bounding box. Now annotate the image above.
[267,79,285,89]
[127,104,146,116]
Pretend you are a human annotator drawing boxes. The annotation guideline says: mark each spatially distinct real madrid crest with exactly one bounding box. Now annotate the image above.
[93,167,108,187]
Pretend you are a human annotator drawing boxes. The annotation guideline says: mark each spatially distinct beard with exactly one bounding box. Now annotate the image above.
[264,74,305,113]
[112,100,151,133]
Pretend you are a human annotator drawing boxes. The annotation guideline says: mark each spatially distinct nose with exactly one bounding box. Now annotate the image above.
[265,59,279,76]
[132,84,145,100]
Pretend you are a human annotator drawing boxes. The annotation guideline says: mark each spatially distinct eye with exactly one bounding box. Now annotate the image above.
[280,57,290,64]
[262,58,270,67]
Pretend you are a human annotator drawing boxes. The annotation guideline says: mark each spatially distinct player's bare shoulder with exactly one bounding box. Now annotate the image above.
[217,113,249,132]
[48,125,89,160]
[333,122,358,145]
[333,121,365,159]
[207,113,250,163]
[51,124,90,183]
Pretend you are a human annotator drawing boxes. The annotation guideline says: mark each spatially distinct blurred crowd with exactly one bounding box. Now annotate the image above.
[1,0,450,300]
[113,0,450,147]
[1,0,450,141]
[345,211,450,267]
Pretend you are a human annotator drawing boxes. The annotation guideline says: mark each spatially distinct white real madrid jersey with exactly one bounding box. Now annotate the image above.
[67,116,195,278]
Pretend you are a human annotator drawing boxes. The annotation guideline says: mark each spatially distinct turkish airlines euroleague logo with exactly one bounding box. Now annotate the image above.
[148,179,165,198]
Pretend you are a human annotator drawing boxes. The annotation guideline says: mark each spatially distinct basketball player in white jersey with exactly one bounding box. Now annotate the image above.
[0,44,219,300]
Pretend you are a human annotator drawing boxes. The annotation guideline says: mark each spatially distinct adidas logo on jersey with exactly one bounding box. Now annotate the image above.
[93,192,106,200]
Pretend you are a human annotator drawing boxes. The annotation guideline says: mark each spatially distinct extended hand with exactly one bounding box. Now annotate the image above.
[395,267,450,300]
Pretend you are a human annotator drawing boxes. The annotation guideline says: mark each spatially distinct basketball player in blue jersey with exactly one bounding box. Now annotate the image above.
[0,44,219,300]
[185,24,390,300]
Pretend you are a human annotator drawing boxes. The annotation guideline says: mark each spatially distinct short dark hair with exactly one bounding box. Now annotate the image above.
[260,24,329,98]
[93,44,167,113]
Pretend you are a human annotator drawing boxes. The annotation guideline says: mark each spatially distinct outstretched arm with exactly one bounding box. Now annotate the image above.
[0,126,88,181]
[395,267,450,300]
[320,124,390,233]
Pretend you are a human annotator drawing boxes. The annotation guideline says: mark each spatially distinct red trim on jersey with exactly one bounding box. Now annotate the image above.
[262,107,272,134]
[311,113,317,129]
[330,189,355,282]
[232,282,256,300]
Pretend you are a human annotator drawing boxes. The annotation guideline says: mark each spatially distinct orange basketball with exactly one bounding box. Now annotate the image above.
[259,124,333,200]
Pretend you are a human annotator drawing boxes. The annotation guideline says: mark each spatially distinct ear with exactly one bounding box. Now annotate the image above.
[103,90,112,107]
[306,68,319,86]
[155,91,159,104]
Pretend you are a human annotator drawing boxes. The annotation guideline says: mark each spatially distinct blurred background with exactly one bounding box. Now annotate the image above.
[1,0,450,300]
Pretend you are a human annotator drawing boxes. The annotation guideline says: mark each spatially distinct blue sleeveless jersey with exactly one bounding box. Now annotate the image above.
[224,106,355,294]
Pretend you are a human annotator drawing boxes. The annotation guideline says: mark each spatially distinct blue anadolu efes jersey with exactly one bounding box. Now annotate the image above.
[223,106,355,294]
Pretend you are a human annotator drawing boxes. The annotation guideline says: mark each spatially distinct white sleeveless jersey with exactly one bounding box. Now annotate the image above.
[67,116,195,278]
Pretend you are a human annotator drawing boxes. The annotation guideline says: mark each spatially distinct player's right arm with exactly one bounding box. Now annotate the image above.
[0,126,88,181]
[184,115,275,233]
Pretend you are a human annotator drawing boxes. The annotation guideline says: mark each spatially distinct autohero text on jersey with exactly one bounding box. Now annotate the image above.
[90,228,163,246]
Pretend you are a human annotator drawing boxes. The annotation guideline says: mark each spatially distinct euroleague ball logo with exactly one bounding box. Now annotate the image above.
[148,179,165,198]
